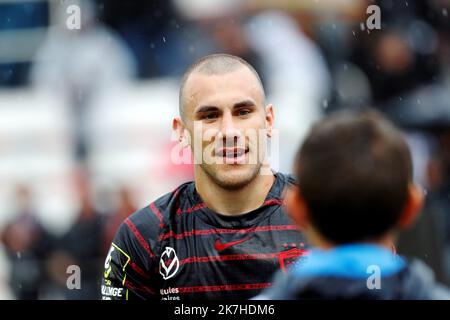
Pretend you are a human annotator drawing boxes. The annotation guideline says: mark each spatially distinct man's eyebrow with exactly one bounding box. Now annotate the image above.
[233,100,256,109]
[195,105,219,114]
[194,100,256,115]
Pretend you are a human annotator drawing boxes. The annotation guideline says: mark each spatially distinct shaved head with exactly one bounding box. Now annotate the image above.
[179,54,265,119]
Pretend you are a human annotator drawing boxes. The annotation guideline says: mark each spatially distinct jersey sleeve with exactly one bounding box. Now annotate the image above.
[101,212,160,300]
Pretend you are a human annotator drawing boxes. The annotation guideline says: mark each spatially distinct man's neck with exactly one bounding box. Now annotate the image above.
[195,166,276,216]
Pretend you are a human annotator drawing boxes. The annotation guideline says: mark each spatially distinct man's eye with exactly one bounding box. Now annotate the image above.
[238,109,251,116]
[204,113,218,120]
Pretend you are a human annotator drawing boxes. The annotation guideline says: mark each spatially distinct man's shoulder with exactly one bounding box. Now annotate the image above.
[131,180,194,225]
[273,172,298,195]
[280,172,297,186]
[115,181,195,244]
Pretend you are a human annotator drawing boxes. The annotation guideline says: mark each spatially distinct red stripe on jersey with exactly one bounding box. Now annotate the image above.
[124,278,156,296]
[176,203,206,215]
[172,186,181,199]
[263,198,283,206]
[179,252,280,265]
[159,225,299,241]
[177,282,271,294]
[129,261,150,280]
[149,202,164,228]
[175,198,282,216]
[124,218,154,258]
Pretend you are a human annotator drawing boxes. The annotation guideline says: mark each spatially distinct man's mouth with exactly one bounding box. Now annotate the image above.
[215,147,249,163]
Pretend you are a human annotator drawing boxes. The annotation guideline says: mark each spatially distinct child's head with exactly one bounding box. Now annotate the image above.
[286,109,424,247]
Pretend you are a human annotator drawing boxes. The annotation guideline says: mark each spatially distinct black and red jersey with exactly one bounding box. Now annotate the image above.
[101,172,308,300]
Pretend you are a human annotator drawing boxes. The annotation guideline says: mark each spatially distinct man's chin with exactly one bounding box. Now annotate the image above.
[203,164,261,190]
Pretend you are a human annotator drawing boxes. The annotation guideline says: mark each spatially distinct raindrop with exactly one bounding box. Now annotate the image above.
[17,251,21,259]
[322,99,329,109]
[360,22,365,31]
[162,36,166,43]
[443,8,448,17]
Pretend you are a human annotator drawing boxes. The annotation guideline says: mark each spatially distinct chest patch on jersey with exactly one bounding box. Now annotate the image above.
[159,247,180,280]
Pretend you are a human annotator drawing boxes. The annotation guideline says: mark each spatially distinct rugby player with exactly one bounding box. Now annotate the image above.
[101,54,307,300]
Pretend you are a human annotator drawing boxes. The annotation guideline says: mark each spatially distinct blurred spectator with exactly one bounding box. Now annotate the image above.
[102,187,137,253]
[0,185,53,299]
[45,169,105,299]
[30,0,136,161]
[425,129,450,284]
[350,25,440,106]
[397,193,448,285]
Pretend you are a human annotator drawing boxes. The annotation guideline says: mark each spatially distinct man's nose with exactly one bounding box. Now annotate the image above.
[219,111,235,133]
[218,112,242,145]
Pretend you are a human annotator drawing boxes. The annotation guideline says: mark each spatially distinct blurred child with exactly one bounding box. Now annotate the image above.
[258,110,450,299]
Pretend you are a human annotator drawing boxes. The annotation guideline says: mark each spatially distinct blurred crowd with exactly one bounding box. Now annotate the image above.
[1,0,450,299]
[1,169,136,299]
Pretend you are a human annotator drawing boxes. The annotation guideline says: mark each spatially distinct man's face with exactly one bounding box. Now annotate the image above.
[181,67,273,190]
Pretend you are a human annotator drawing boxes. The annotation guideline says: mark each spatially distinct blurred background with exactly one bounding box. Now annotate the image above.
[0,0,450,299]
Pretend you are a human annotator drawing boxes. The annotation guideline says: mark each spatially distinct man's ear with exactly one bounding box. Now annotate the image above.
[172,117,189,148]
[284,185,310,231]
[397,183,425,229]
[265,104,274,137]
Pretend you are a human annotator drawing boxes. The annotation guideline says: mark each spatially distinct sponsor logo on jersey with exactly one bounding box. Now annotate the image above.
[160,286,181,300]
[214,236,251,251]
[101,285,124,298]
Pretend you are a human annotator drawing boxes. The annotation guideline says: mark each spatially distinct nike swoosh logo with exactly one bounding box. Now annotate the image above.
[215,236,251,251]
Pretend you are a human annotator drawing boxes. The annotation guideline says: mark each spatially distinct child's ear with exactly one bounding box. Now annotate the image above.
[397,184,424,229]
[284,185,310,230]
